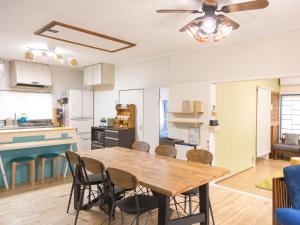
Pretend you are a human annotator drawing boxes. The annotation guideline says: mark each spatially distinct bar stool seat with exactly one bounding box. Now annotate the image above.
[36,153,61,183]
[11,156,35,163]
[10,156,35,190]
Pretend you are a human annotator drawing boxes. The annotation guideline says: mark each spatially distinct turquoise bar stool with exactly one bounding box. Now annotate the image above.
[10,156,35,190]
[36,153,61,183]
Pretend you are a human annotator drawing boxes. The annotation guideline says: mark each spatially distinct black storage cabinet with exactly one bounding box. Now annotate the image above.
[104,128,135,148]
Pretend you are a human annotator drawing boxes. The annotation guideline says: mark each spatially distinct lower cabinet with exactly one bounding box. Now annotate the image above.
[104,128,135,148]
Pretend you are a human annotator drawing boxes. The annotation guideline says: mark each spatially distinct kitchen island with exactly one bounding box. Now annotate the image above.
[0,127,79,190]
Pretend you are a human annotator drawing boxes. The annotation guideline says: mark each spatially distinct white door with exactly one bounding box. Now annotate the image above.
[257,87,272,158]
[144,88,160,153]
[69,90,83,119]
[82,90,94,119]
[119,89,144,141]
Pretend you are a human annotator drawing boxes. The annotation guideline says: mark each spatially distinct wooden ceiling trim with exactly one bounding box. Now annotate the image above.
[34,21,136,53]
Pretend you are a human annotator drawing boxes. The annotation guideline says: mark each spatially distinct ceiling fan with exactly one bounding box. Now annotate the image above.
[156,0,269,42]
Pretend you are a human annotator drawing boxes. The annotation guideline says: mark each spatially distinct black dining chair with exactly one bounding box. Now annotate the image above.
[107,167,159,225]
[174,149,215,225]
[65,151,105,225]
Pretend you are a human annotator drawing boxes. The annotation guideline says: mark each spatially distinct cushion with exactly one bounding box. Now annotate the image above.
[11,156,34,163]
[117,194,158,214]
[285,133,299,145]
[276,208,300,225]
[283,165,300,209]
[37,153,60,159]
[272,144,300,152]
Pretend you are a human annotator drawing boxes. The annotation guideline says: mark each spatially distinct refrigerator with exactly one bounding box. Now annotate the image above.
[65,89,93,151]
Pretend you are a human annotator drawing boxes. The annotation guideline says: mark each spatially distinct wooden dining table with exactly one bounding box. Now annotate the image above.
[76,147,229,225]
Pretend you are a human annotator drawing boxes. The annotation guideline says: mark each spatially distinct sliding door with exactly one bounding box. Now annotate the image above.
[256,87,272,157]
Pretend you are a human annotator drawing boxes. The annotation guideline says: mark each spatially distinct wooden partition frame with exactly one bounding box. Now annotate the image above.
[34,21,136,53]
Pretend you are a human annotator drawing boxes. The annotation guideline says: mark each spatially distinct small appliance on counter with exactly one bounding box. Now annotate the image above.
[99,117,114,127]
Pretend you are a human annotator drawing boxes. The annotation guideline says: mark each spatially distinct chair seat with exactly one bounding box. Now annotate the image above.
[11,156,34,163]
[117,194,158,214]
[37,153,60,159]
[182,188,199,196]
[276,208,300,225]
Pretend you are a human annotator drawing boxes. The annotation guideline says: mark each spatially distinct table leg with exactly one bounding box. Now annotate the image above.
[199,184,209,225]
[157,192,170,225]
[0,155,9,190]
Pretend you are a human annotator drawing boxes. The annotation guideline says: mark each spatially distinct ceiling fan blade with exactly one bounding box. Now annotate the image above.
[179,17,203,32]
[156,9,201,14]
[221,0,269,13]
[217,15,240,30]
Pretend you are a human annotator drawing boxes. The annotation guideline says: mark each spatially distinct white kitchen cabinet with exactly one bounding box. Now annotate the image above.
[83,66,93,86]
[92,64,102,85]
[82,90,94,118]
[68,90,83,119]
[83,63,114,86]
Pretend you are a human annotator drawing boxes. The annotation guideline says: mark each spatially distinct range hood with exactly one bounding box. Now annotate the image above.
[11,60,52,88]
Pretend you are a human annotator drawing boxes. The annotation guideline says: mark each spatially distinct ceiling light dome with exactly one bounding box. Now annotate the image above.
[201,17,217,34]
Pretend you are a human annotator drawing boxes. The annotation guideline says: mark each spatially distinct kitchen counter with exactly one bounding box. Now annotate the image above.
[0,127,79,190]
[0,127,75,134]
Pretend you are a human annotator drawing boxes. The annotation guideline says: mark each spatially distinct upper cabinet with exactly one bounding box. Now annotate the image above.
[83,63,115,86]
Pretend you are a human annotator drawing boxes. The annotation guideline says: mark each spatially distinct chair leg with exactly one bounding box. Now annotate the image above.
[188,195,192,215]
[209,198,215,225]
[172,197,180,218]
[67,180,75,213]
[10,162,16,190]
[56,157,61,179]
[36,158,40,181]
[120,210,125,224]
[74,186,85,225]
[184,195,187,214]
[63,161,68,178]
[29,160,35,186]
[41,158,45,184]
[109,202,116,225]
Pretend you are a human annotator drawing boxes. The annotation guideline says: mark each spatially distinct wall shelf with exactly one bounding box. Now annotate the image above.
[168,112,203,116]
[168,121,203,126]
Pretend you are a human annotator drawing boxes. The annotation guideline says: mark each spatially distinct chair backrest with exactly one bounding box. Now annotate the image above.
[107,167,138,190]
[65,151,81,179]
[273,177,291,225]
[155,145,177,158]
[186,149,213,165]
[132,141,150,153]
[81,157,105,174]
[283,165,300,209]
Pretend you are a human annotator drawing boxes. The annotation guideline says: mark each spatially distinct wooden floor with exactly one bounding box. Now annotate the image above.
[0,179,273,225]
[217,159,289,198]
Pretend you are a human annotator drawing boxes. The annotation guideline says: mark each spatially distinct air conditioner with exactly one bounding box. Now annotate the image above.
[10,60,52,88]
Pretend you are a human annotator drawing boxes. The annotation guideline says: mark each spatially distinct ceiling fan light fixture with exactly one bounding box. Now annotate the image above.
[219,23,233,37]
[201,17,217,34]
[186,25,199,39]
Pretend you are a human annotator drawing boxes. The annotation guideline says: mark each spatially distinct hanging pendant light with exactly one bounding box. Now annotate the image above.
[68,57,78,66]
[24,50,34,61]
[55,54,64,64]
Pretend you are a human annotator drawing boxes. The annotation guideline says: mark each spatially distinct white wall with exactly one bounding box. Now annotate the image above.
[94,90,117,126]
[168,81,212,149]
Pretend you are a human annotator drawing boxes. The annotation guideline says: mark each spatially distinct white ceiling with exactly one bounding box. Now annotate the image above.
[0,0,300,68]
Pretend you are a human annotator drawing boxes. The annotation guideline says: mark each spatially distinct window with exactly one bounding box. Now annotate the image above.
[160,88,169,138]
[0,91,53,120]
[281,95,300,135]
